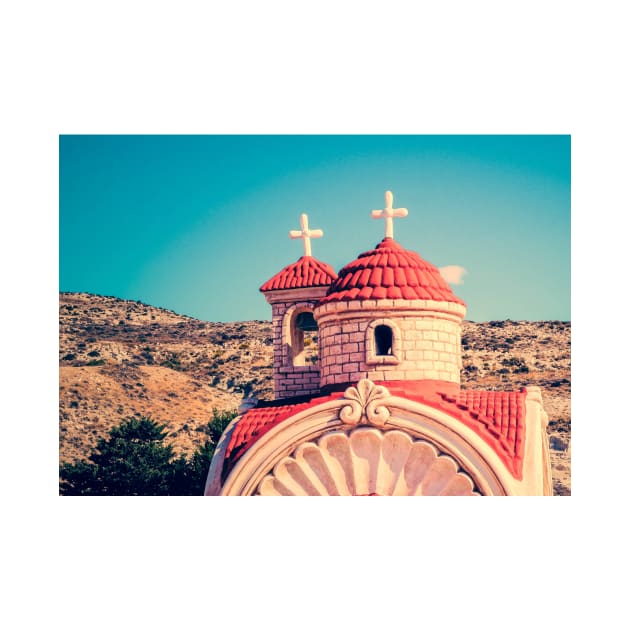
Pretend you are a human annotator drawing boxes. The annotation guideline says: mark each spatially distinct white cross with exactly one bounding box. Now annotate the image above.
[288,213,323,257]
[371,190,408,239]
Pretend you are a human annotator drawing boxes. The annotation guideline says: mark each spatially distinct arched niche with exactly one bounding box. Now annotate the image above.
[283,304,319,367]
[218,385,514,496]
[365,318,401,365]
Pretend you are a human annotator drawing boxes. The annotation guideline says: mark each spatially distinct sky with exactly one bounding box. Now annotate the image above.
[59,135,570,323]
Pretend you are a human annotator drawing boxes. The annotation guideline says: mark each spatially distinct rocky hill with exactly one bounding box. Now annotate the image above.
[59,292,571,494]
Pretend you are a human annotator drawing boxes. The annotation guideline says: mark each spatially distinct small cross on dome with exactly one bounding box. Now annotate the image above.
[371,191,408,239]
[289,213,323,257]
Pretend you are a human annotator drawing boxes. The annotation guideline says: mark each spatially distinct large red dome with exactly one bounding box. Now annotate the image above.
[319,238,466,305]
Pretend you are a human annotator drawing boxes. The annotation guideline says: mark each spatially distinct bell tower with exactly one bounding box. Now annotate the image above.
[260,213,337,399]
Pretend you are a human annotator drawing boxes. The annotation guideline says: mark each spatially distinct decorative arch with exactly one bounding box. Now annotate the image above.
[365,318,402,365]
[258,428,479,496]
[217,379,515,496]
[282,303,319,367]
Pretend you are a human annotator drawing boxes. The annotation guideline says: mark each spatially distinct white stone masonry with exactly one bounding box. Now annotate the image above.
[315,300,465,387]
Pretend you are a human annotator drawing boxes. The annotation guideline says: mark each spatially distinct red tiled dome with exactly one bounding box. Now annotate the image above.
[319,238,466,305]
[260,256,338,292]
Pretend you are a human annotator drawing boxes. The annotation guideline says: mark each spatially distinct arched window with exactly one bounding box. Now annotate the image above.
[374,325,393,355]
[284,307,319,366]
[366,318,401,365]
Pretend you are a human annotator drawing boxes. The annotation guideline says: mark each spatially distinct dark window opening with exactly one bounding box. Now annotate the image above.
[291,310,319,366]
[375,325,393,356]
[296,311,318,332]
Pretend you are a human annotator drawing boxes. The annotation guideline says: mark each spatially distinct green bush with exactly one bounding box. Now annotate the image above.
[59,410,237,496]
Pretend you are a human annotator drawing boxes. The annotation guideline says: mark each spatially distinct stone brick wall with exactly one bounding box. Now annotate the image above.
[315,300,465,387]
[270,299,321,399]
[274,365,321,398]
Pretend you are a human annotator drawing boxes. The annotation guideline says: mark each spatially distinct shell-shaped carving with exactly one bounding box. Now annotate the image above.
[257,428,480,496]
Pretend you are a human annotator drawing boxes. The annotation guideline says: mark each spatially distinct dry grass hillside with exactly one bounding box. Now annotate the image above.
[59,292,571,495]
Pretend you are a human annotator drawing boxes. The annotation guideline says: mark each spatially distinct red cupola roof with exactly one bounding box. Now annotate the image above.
[260,255,338,292]
[319,238,466,305]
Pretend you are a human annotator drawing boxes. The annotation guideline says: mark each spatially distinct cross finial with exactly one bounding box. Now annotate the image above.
[288,213,323,257]
[371,190,408,239]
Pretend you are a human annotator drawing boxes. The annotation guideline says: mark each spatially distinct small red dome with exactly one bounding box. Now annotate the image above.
[260,256,338,292]
[319,238,466,305]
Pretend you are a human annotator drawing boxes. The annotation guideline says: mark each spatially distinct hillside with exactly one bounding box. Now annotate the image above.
[59,292,571,494]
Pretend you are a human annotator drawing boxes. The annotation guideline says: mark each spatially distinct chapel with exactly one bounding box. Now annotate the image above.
[205,191,553,496]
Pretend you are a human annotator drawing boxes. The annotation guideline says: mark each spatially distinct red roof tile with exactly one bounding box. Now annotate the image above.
[435,389,527,479]
[222,393,345,481]
[221,381,526,483]
[319,238,466,305]
[260,256,337,292]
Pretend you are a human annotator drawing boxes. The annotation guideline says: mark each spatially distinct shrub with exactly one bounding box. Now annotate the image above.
[60,410,238,496]
[59,418,175,496]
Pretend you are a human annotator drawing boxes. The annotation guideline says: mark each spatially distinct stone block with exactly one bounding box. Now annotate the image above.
[398,318,416,331]
[405,350,424,361]
[404,370,425,380]
[286,384,305,391]
[415,320,433,330]
[438,370,456,381]
[367,370,386,381]
[382,370,406,380]
[342,362,359,373]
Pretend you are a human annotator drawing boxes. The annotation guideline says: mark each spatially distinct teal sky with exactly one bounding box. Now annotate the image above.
[59,135,570,323]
